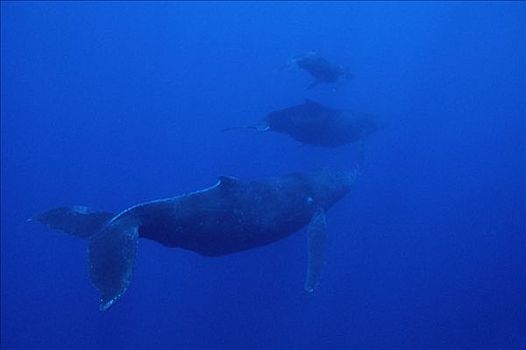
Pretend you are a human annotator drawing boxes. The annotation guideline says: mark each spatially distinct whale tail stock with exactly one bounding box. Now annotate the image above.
[32,206,139,311]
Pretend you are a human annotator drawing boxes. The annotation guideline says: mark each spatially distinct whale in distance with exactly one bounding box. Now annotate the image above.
[224,100,383,147]
[287,51,352,89]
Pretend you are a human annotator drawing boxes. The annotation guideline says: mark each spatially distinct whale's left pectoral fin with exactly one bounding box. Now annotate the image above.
[89,219,139,311]
[305,209,327,292]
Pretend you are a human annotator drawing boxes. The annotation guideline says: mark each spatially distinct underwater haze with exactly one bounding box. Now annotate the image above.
[1,2,525,349]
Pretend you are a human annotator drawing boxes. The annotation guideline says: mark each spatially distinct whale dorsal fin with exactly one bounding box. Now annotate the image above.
[218,176,239,188]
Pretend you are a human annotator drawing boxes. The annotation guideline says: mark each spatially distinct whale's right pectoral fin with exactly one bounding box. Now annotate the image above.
[89,219,139,311]
[304,209,327,292]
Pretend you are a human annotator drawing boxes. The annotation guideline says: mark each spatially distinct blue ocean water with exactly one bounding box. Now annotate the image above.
[1,2,525,349]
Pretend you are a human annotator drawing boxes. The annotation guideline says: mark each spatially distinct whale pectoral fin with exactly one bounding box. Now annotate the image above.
[32,206,114,238]
[89,220,139,311]
[305,209,327,292]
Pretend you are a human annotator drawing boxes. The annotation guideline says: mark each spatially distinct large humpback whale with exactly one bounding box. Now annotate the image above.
[34,169,359,311]
[287,51,352,89]
[224,100,382,147]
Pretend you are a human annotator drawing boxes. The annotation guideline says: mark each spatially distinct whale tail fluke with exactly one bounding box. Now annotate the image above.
[31,206,115,239]
[32,206,138,311]
[89,217,139,311]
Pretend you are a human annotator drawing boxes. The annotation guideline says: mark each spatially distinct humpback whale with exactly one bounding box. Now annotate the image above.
[33,169,359,311]
[287,51,351,89]
[224,100,382,147]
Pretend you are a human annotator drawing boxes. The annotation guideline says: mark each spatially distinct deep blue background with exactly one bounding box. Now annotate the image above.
[1,2,525,349]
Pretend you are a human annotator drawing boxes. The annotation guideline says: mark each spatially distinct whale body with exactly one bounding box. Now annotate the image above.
[288,51,351,89]
[265,100,381,147]
[224,100,382,147]
[34,169,359,310]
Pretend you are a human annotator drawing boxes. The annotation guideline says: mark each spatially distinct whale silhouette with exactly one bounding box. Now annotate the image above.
[33,169,360,310]
[287,51,352,89]
[224,100,382,147]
